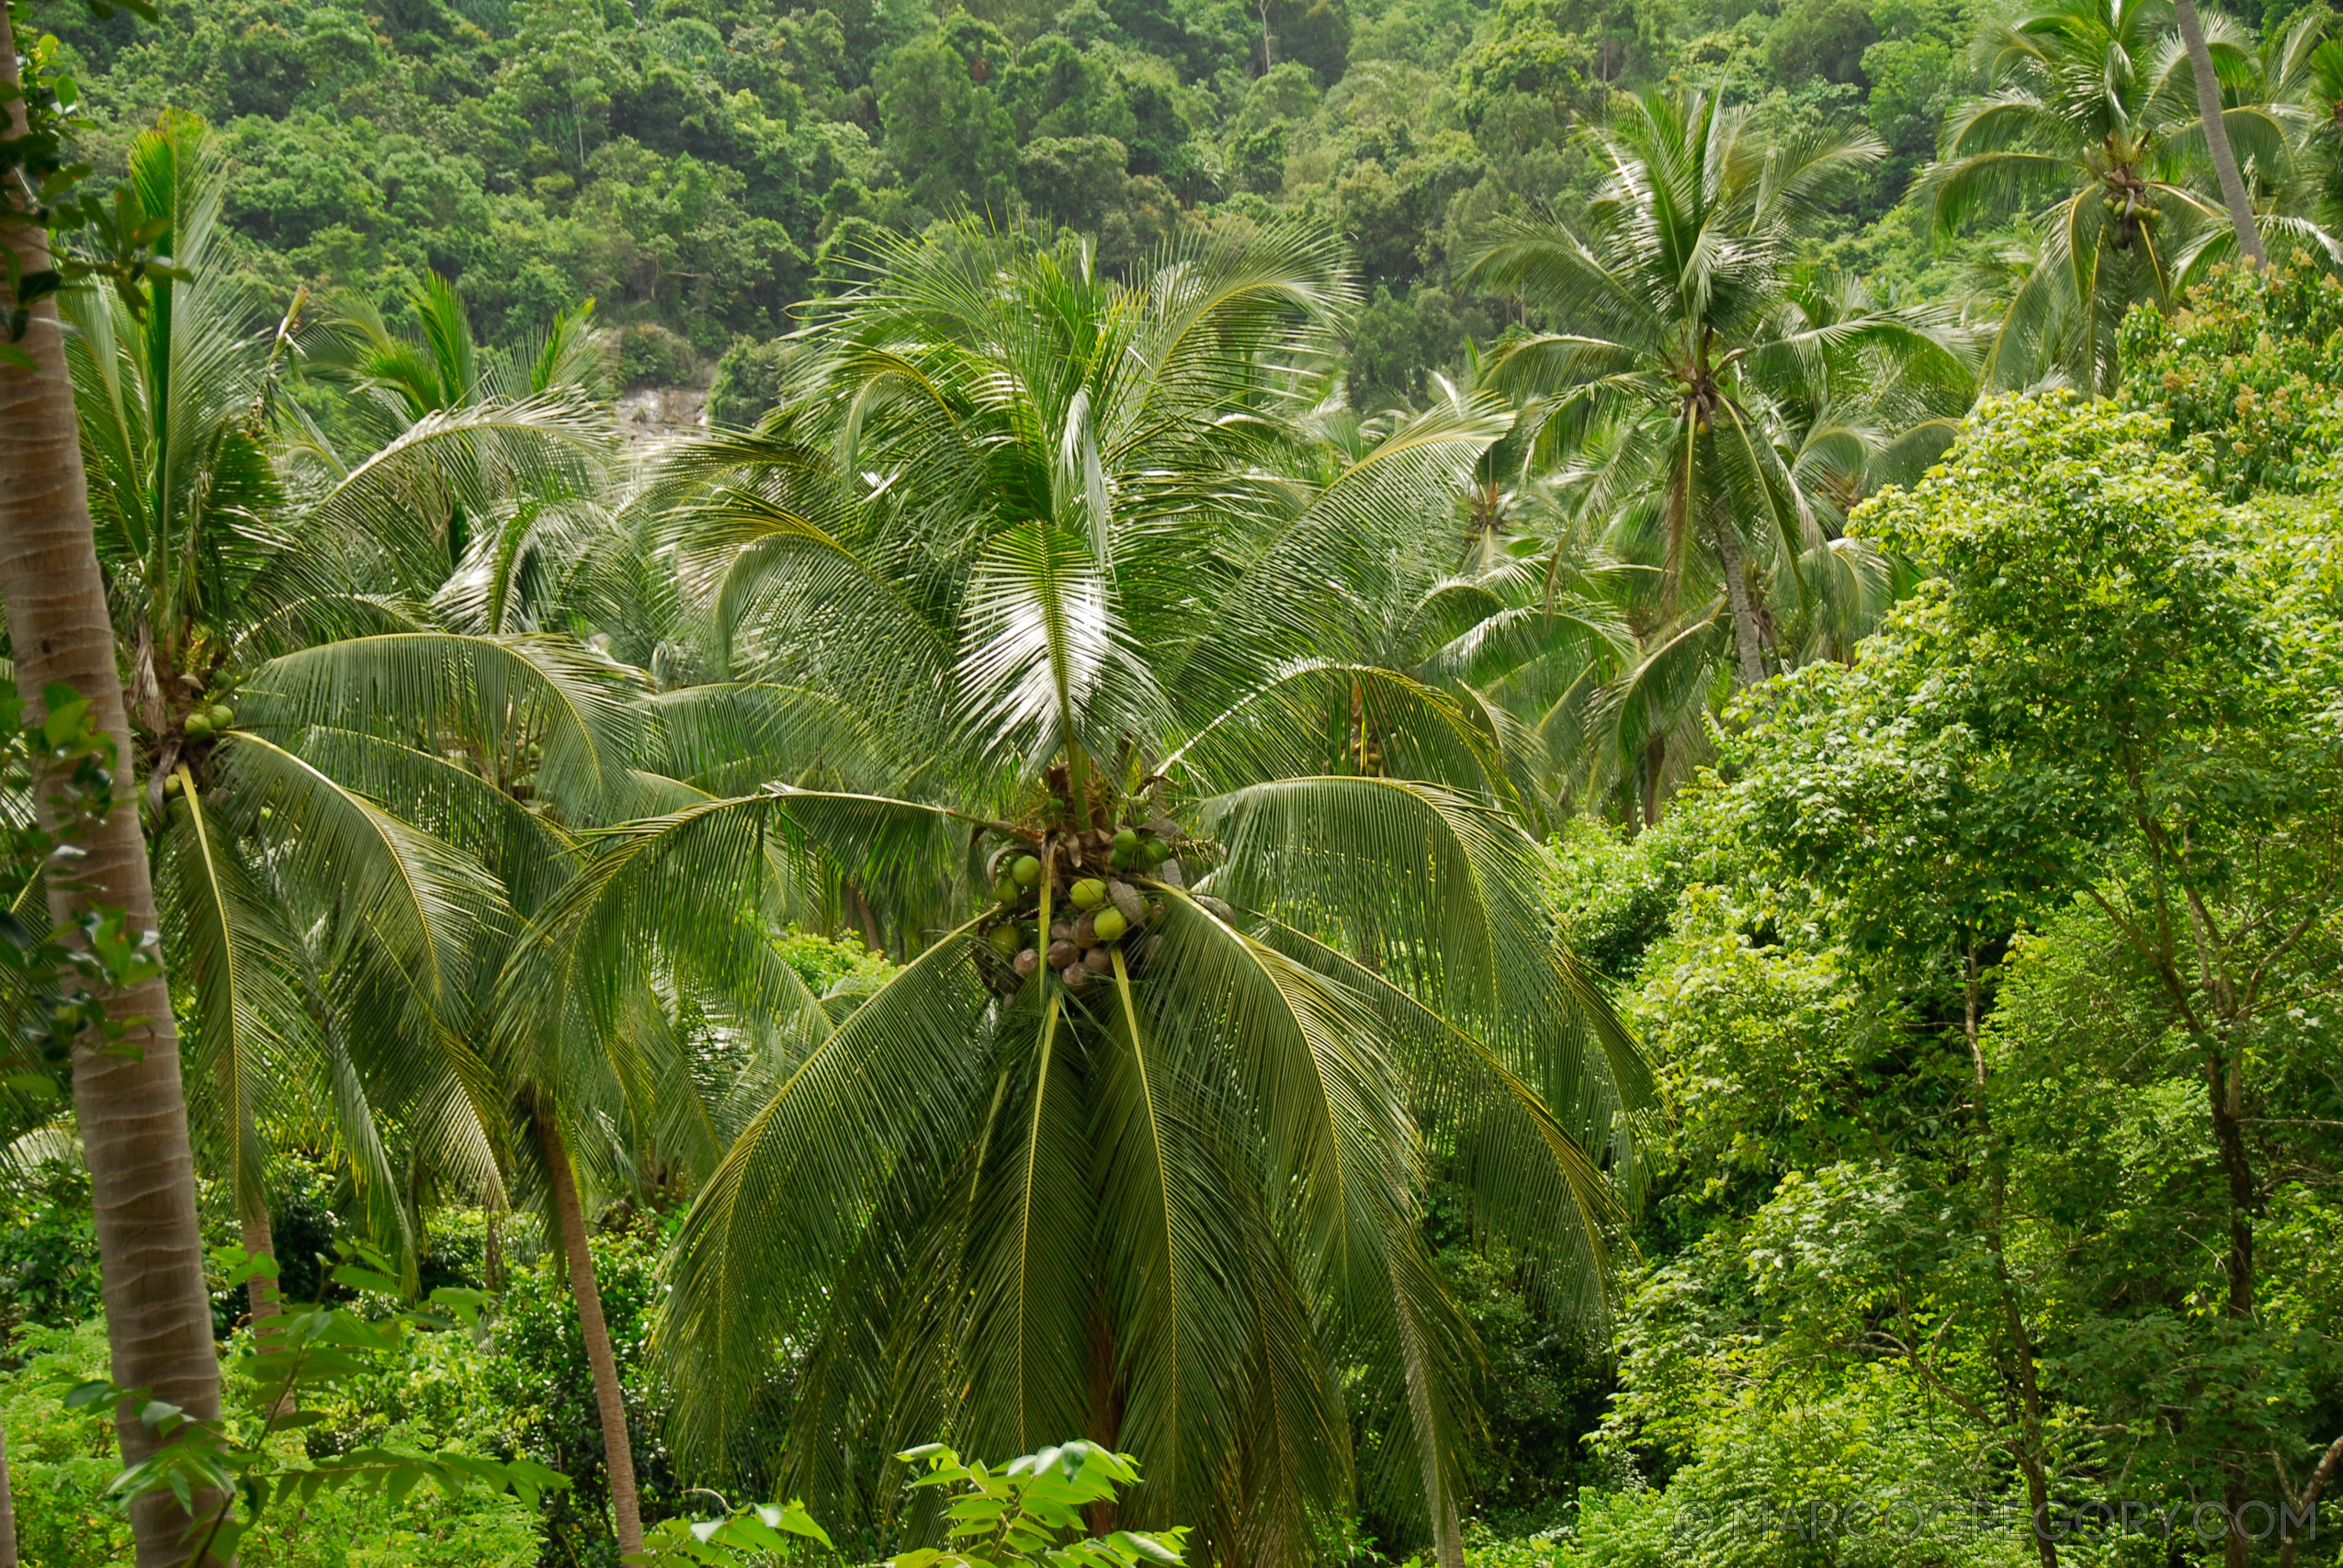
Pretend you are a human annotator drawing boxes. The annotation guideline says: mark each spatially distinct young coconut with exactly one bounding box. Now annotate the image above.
[988,925,1023,959]
[1070,878,1107,909]
[1092,908,1128,943]
[1013,853,1042,886]
[183,714,214,740]
[208,705,234,729]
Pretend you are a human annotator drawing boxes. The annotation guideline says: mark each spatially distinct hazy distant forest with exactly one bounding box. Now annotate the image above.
[34,0,2080,400]
[1,0,2339,1565]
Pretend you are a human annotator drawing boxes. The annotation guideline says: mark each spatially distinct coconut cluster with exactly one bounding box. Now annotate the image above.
[974,821,1184,998]
[180,700,236,743]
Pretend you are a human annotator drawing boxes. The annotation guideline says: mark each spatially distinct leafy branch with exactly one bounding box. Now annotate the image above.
[63,1243,567,1562]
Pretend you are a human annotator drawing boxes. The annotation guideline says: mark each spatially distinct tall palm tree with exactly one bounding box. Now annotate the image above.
[2175,0,2267,262]
[1463,83,1973,749]
[1923,0,2275,390]
[0,46,221,1568]
[506,220,1648,1567]
[56,117,618,1317]
[2242,8,2343,261]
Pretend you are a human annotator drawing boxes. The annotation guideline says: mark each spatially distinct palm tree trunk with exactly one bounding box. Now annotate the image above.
[241,1213,297,1421]
[2175,0,2265,265]
[0,1416,18,1568]
[241,1216,283,1345]
[1710,513,1767,686]
[1,33,223,1568]
[533,1103,644,1560]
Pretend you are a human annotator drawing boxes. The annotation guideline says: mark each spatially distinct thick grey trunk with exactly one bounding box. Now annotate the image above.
[1,29,223,1568]
[535,1105,644,1558]
[2176,0,2265,265]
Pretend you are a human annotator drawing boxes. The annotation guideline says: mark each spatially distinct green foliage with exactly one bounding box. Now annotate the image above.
[769,925,894,999]
[893,1442,1185,1568]
[0,678,166,1124]
[628,1496,832,1568]
[2120,257,2343,498]
[0,1155,101,1332]
[84,1243,565,1563]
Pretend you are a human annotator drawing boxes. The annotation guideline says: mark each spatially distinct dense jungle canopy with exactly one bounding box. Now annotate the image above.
[0,1,2338,1567]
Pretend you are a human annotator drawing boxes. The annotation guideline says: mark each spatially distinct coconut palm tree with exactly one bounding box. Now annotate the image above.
[504,220,1648,1567]
[56,115,618,1301]
[1464,82,1975,699]
[2175,0,2267,262]
[0,52,220,1568]
[56,115,724,1559]
[1923,0,2277,391]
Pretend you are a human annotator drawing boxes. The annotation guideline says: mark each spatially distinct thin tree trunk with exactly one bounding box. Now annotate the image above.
[240,1216,282,1347]
[841,878,884,956]
[0,1417,17,1568]
[533,1104,643,1560]
[2202,1032,2261,1568]
[2279,1432,2343,1568]
[2176,0,2265,265]
[241,1214,295,1420]
[1710,512,1767,686]
[1,31,223,1568]
[1639,735,1665,830]
[1964,954,2058,1568]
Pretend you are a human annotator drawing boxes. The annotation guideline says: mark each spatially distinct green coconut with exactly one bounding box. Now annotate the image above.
[1092,908,1128,942]
[162,773,184,795]
[1113,827,1138,852]
[208,705,234,728]
[1013,853,1042,886]
[1070,877,1108,909]
[183,714,213,740]
[989,925,1022,957]
[1109,845,1133,870]
[993,874,1021,905]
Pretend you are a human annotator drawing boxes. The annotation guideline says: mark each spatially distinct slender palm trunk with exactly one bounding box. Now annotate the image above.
[241,1213,296,1420]
[1,33,223,1568]
[0,1416,17,1568]
[2176,0,2265,265]
[533,1103,644,1559]
[1710,513,1767,685]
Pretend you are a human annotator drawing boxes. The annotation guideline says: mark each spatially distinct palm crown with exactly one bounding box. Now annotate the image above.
[54,116,619,1273]
[1461,83,1973,809]
[507,222,1649,1563]
[1926,0,2267,390]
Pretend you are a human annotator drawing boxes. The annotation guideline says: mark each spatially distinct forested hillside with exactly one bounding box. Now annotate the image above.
[4,0,2342,1566]
[49,0,2023,403]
